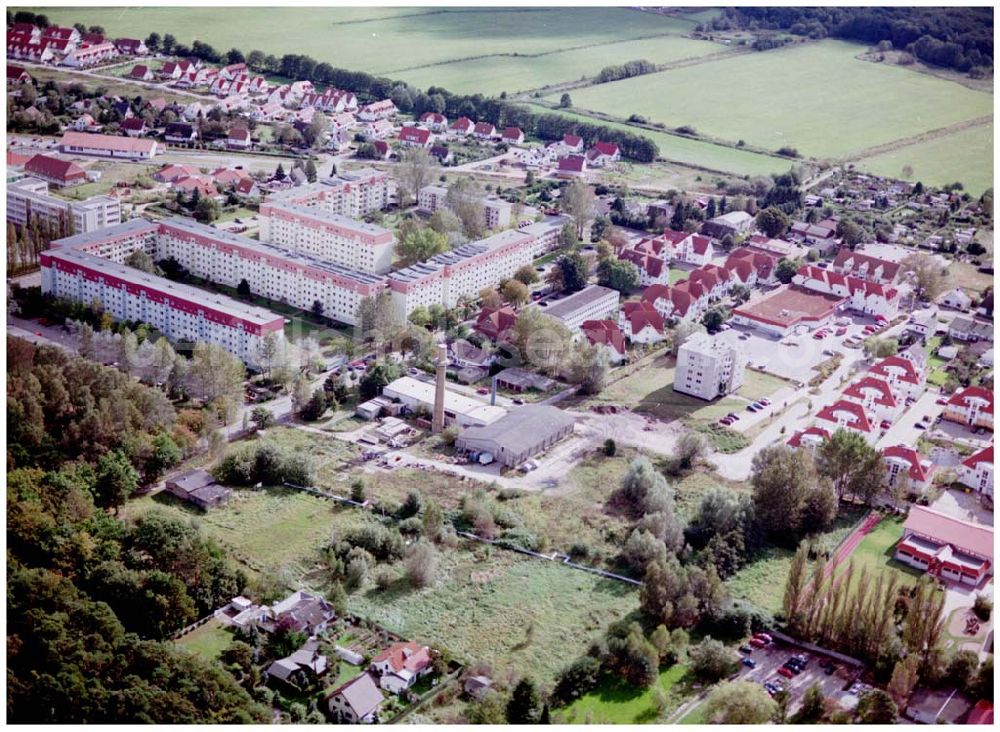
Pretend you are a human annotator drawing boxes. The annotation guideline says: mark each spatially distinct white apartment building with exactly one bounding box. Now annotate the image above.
[417,184,512,231]
[674,331,747,401]
[8,177,121,233]
[265,168,390,219]
[258,202,394,273]
[542,285,620,332]
[40,247,283,367]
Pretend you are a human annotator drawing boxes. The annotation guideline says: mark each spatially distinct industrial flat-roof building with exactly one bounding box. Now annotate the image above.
[456,405,576,467]
[381,376,506,428]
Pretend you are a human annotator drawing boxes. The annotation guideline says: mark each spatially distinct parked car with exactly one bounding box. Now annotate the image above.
[749,638,768,648]
[742,658,757,669]
[477,387,489,395]
[835,327,848,336]
[936,397,948,405]
[759,398,771,407]
[880,420,892,430]
[512,398,524,405]
[753,633,773,643]
[739,645,754,654]
[719,417,735,426]
[726,412,740,421]
[778,667,794,679]
[915,423,926,430]
[747,404,760,412]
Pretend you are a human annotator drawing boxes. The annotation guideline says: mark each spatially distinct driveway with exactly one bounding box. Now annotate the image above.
[876,390,942,449]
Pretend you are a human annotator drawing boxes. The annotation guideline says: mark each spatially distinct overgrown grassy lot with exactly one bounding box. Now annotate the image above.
[546,40,992,160]
[348,549,638,682]
[37,7,709,80]
[856,122,993,196]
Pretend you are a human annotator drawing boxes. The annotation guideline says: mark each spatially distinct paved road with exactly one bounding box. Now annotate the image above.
[8,315,78,354]
[19,58,219,102]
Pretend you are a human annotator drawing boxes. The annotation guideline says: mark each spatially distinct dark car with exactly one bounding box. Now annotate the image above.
[742,658,757,669]
[739,645,754,654]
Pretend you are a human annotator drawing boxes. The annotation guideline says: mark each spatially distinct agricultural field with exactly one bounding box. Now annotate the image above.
[37,7,712,81]
[530,107,788,177]
[855,122,994,196]
[391,35,724,96]
[348,548,638,683]
[545,40,993,161]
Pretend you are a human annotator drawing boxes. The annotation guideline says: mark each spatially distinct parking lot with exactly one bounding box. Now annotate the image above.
[736,639,860,714]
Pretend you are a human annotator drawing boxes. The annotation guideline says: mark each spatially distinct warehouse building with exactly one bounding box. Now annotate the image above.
[456,405,576,467]
[381,376,506,428]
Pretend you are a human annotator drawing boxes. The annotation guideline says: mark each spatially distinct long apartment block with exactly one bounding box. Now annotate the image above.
[8,176,121,233]
[40,246,283,367]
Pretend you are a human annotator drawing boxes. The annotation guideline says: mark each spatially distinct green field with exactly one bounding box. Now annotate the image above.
[392,36,724,96]
[35,7,708,80]
[529,107,788,177]
[855,122,994,196]
[841,515,924,587]
[546,40,993,160]
[348,550,638,682]
[557,664,694,724]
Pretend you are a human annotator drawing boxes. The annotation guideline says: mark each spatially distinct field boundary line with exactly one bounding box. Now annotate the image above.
[841,115,993,164]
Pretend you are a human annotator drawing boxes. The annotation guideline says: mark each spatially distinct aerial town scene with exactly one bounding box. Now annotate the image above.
[4,3,995,726]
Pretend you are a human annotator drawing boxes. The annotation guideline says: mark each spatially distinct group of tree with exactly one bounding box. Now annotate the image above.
[6,337,268,722]
[725,7,992,74]
[6,214,74,275]
[595,58,658,83]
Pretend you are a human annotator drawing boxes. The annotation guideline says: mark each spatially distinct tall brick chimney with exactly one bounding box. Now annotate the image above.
[432,342,447,433]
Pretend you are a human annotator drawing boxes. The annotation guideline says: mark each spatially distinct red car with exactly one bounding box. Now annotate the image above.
[477,387,489,395]
[777,667,794,679]
[936,397,948,405]
[813,331,827,340]
[753,632,773,643]
[835,327,848,336]
[880,420,892,430]
[749,637,767,648]
[875,315,888,324]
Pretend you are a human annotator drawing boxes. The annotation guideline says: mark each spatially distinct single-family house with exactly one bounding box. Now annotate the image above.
[474,306,518,342]
[941,288,973,311]
[164,122,197,143]
[369,641,433,694]
[949,315,994,343]
[449,117,474,136]
[154,163,201,183]
[120,117,148,137]
[115,38,147,55]
[419,112,448,131]
[327,672,384,724]
[235,176,262,201]
[227,127,251,149]
[128,64,153,81]
[586,141,620,167]
[398,125,432,148]
[700,210,754,239]
[165,469,232,510]
[557,155,587,177]
[501,127,525,145]
[429,144,452,164]
[266,638,328,687]
[7,65,31,87]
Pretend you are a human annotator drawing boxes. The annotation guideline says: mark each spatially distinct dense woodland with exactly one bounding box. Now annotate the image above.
[7,338,268,723]
[724,7,993,73]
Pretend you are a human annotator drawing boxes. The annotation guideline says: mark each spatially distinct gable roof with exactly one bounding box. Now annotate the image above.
[832,247,901,282]
[815,400,873,433]
[450,116,474,131]
[24,154,85,182]
[843,376,898,408]
[903,505,993,560]
[621,300,664,334]
[591,141,618,157]
[473,121,496,135]
[558,155,586,173]
[948,385,994,414]
[962,444,993,470]
[371,641,431,674]
[328,672,384,718]
[882,444,933,482]
[563,133,582,147]
[398,126,431,145]
[121,117,146,131]
[502,126,523,140]
[869,354,921,385]
[474,306,517,340]
[581,319,626,355]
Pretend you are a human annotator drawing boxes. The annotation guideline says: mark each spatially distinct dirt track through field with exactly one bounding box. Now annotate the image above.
[842,114,993,164]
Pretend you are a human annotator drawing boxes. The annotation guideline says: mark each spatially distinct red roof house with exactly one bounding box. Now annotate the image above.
[473,121,496,138]
[128,64,153,81]
[398,125,432,147]
[557,155,586,177]
[581,319,626,363]
[474,306,518,342]
[501,127,524,145]
[449,117,474,135]
[619,300,665,343]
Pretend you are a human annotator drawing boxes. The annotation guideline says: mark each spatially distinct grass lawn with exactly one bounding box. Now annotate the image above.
[586,355,788,425]
[24,65,192,105]
[525,106,787,177]
[392,35,722,96]
[546,40,993,160]
[40,7,706,79]
[175,619,234,661]
[840,515,924,587]
[726,546,796,615]
[678,704,707,724]
[856,122,993,197]
[348,549,638,683]
[52,161,159,199]
[556,663,695,724]
[948,260,996,296]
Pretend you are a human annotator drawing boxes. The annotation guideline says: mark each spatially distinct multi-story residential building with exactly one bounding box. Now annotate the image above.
[357,99,397,122]
[7,177,121,233]
[266,169,389,219]
[541,285,620,333]
[958,445,993,498]
[841,375,902,425]
[882,444,936,495]
[793,265,901,320]
[831,248,902,286]
[942,386,994,432]
[417,184,513,231]
[814,400,877,444]
[40,247,284,367]
[868,354,926,401]
[258,202,394,274]
[674,331,747,401]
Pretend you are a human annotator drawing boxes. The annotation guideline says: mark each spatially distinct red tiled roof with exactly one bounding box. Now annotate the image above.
[641,283,672,305]
[474,306,517,341]
[502,127,523,141]
[129,64,149,78]
[8,64,28,80]
[372,641,431,675]
[450,116,474,131]
[832,248,901,283]
[843,376,897,408]
[419,112,447,125]
[962,445,993,469]
[903,505,993,560]
[398,126,431,145]
[24,154,86,183]
[948,385,994,414]
[121,117,145,131]
[581,319,625,355]
[563,133,582,147]
[620,249,665,279]
[473,121,495,135]
[882,444,933,482]
[689,234,712,255]
[815,400,873,433]
[7,149,33,167]
[235,177,257,195]
[787,426,830,447]
[591,141,618,157]
[870,355,921,385]
[621,300,664,335]
[558,155,586,173]
[228,127,250,142]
